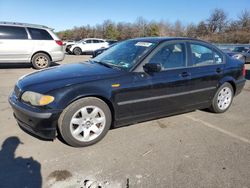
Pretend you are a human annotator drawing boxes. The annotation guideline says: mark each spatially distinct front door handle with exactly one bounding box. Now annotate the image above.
[179,72,191,78]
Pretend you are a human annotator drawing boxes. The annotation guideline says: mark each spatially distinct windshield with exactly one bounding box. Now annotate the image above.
[92,40,157,71]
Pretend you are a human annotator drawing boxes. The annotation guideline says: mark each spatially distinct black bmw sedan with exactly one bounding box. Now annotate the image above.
[9,37,246,147]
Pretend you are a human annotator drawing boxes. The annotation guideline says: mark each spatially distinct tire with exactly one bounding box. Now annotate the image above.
[65,45,72,53]
[31,53,51,69]
[58,97,112,147]
[73,47,82,55]
[210,82,234,113]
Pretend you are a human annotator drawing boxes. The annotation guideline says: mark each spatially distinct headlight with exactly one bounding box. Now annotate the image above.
[21,91,54,106]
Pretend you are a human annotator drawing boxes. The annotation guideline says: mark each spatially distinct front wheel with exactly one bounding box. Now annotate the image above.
[73,47,82,55]
[58,97,112,147]
[210,82,234,113]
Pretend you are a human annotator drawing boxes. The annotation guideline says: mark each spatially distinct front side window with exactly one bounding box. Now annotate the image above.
[93,40,157,71]
[85,40,92,43]
[0,26,28,39]
[148,42,186,70]
[28,28,53,40]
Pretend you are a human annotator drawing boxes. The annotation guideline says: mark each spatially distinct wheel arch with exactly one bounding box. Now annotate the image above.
[218,77,236,95]
[63,94,115,126]
[31,51,52,62]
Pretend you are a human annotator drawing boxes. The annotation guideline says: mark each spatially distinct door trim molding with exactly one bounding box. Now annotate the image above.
[117,86,216,106]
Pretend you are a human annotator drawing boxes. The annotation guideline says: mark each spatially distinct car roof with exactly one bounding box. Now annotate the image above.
[129,37,211,44]
[84,38,105,41]
[0,21,53,30]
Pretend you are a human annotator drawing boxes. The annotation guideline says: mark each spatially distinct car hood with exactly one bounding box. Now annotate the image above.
[17,62,124,93]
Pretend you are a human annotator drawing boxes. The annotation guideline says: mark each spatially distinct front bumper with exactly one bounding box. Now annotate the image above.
[9,93,62,140]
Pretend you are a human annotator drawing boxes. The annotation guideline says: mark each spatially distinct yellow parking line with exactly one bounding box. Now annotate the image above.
[185,115,250,145]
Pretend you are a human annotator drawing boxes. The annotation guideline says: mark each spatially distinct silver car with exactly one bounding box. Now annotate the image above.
[0,22,65,69]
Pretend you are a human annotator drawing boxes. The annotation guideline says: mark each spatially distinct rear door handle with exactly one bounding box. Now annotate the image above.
[179,72,191,78]
[216,68,222,74]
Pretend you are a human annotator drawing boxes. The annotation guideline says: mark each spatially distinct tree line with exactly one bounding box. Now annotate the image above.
[57,9,250,44]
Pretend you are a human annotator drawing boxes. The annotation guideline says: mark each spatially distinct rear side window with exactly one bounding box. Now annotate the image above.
[28,28,53,40]
[0,26,28,39]
[190,44,223,66]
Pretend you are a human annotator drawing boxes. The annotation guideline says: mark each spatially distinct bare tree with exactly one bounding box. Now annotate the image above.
[57,9,250,43]
[207,9,228,33]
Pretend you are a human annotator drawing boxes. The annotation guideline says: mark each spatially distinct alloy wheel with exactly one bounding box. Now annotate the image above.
[69,106,106,142]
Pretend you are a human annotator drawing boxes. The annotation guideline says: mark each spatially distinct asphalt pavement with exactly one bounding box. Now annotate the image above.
[0,55,250,188]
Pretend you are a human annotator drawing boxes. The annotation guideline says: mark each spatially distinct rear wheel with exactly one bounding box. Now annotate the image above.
[31,53,51,69]
[73,47,82,55]
[58,97,112,147]
[210,82,234,113]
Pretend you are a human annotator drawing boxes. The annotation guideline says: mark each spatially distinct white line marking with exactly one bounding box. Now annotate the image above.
[185,115,250,144]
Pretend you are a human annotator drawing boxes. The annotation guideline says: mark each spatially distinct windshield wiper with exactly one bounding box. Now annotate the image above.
[90,60,113,68]
[91,60,123,70]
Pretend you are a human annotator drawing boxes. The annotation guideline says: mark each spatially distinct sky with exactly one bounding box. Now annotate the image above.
[0,0,249,31]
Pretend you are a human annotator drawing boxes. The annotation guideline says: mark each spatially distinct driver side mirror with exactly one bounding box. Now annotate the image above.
[143,63,162,73]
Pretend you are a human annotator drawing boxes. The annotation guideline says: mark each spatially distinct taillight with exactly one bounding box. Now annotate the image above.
[55,40,63,46]
[243,65,246,77]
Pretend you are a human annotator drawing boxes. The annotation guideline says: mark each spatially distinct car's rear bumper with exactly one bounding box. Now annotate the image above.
[235,78,246,96]
[51,51,65,62]
[9,93,62,140]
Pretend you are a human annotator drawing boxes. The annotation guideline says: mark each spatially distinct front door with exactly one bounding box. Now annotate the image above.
[117,41,195,121]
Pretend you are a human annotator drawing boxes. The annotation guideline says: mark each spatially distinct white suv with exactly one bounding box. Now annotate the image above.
[69,38,109,55]
[0,22,65,69]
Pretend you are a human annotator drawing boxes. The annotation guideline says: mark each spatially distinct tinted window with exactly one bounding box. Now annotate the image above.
[85,40,92,43]
[28,28,53,40]
[0,26,28,39]
[148,43,186,70]
[93,40,101,43]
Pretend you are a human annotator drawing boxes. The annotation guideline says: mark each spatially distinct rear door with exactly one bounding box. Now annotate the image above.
[186,42,225,107]
[0,25,33,62]
[27,27,55,57]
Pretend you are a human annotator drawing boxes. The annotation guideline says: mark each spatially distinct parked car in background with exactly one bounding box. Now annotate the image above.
[63,40,75,46]
[92,42,118,58]
[224,46,250,63]
[0,22,64,69]
[106,39,118,45]
[69,38,109,55]
[64,40,76,53]
[9,37,246,147]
